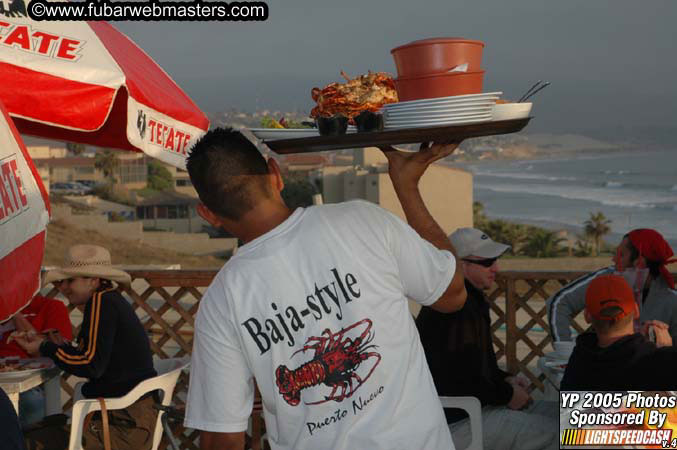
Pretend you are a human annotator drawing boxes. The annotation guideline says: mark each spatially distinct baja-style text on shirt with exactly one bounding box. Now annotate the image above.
[242,267,361,354]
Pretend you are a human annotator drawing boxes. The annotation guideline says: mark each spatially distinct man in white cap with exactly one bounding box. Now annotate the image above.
[416,228,559,450]
[15,244,157,450]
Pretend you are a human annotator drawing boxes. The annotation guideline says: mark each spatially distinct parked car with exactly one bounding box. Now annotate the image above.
[50,182,91,196]
[74,180,98,188]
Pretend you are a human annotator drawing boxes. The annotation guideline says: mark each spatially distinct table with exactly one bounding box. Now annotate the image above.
[537,357,565,401]
[0,367,62,415]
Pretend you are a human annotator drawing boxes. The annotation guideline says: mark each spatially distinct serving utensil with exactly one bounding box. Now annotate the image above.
[518,80,541,102]
[518,81,550,102]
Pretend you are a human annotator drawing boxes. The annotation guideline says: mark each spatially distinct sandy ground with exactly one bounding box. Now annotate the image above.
[44,219,226,269]
[46,217,622,272]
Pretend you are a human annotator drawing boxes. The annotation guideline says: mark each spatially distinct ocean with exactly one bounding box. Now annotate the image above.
[453,149,677,248]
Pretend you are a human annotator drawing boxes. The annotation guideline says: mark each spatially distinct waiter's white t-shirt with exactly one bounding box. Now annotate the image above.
[185,200,456,450]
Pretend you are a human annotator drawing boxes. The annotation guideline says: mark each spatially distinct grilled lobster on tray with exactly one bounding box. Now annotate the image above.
[310,71,398,122]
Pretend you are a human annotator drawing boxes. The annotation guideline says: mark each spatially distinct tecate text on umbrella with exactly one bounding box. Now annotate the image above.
[0,22,82,60]
[0,154,28,225]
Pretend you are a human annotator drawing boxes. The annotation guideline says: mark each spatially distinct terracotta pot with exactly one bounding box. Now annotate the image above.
[394,71,485,102]
[391,37,484,78]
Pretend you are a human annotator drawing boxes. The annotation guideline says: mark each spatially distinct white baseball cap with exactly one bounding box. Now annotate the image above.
[449,228,510,259]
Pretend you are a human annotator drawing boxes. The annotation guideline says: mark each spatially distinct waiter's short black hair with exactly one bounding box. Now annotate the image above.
[186,128,271,220]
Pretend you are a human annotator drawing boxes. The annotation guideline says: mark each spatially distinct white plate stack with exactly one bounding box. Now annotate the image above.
[382,91,502,129]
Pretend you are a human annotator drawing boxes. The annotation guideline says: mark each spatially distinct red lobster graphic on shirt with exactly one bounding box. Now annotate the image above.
[275,318,381,406]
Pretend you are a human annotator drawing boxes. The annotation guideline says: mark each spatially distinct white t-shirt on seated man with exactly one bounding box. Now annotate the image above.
[182,128,466,450]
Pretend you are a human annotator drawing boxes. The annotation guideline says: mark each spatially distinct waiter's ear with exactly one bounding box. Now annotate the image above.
[267,158,285,193]
[198,203,226,228]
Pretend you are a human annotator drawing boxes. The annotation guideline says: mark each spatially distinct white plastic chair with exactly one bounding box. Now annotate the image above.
[439,396,484,450]
[68,357,190,450]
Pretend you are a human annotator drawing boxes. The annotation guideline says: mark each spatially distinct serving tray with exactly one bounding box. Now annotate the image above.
[263,118,531,154]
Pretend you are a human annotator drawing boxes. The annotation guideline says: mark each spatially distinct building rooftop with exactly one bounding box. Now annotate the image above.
[132,190,200,206]
[33,157,95,167]
[282,154,328,166]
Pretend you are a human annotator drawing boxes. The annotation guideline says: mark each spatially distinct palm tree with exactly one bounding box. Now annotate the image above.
[503,223,529,256]
[583,212,612,256]
[522,229,566,258]
[65,142,86,156]
[473,201,488,229]
[573,235,595,257]
[485,219,511,242]
[482,220,528,256]
[94,150,120,184]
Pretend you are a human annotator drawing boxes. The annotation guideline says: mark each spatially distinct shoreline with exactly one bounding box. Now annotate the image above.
[451,148,677,249]
[450,146,675,166]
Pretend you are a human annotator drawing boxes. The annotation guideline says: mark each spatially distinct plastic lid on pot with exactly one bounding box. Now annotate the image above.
[391,37,485,53]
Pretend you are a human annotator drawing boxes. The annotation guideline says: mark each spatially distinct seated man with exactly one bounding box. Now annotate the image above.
[561,274,672,391]
[0,296,73,425]
[547,229,677,343]
[416,228,559,450]
[15,244,157,450]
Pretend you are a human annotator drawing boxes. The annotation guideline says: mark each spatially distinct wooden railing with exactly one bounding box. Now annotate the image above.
[487,271,589,392]
[41,269,677,449]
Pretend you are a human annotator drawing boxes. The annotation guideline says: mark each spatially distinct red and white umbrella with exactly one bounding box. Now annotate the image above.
[0,4,209,168]
[0,100,50,322]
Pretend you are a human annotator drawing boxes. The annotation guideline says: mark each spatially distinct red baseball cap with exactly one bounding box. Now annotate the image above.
[585,275,636,321]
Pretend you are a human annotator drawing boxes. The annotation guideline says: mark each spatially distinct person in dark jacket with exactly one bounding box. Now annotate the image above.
[15,245,157,450]
[561,274,673,391]
[0,388,26,450]
[416,228,558,450]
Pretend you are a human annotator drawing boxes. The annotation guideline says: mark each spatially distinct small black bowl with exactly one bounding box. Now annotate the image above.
[316,115,349,136]
[354,111,384,133]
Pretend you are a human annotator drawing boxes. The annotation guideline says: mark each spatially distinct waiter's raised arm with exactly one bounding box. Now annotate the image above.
[380,142,467,312]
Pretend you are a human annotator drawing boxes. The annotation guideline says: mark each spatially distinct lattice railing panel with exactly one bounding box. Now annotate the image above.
[37,269,677,448]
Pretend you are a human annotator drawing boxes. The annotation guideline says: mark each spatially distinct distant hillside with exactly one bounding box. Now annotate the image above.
[578,125,677,150]
[524,133,619,153]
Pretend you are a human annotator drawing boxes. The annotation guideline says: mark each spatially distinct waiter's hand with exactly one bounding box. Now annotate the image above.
[379,141,461,188]
[13,333,45,356]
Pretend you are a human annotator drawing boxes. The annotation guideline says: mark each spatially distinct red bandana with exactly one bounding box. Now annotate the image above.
[628,229,677,290]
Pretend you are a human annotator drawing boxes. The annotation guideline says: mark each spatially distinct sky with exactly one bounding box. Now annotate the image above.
[115,0,677,135]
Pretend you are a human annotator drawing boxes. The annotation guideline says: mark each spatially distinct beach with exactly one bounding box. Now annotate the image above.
[453,148,677,248]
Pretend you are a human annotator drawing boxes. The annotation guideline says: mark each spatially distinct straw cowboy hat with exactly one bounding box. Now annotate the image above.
[44,244,131,286]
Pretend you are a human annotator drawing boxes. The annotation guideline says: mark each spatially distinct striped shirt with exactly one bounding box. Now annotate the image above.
[547,266,614,342]
[40,289,156,398]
